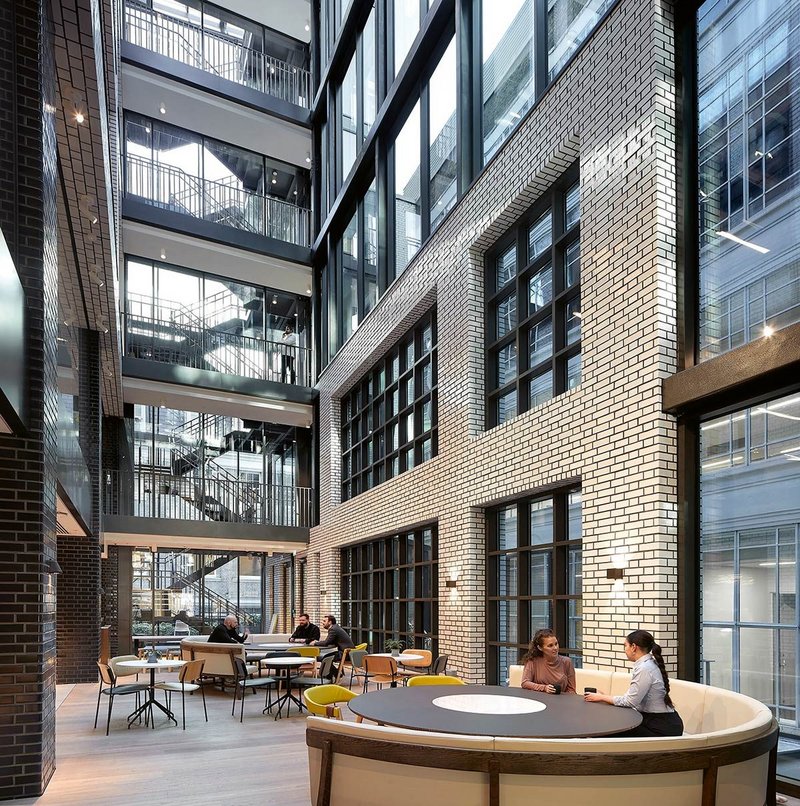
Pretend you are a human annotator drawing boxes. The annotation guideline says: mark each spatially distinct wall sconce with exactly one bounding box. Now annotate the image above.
[319,590,327,596]
[445,580,457,588]
[606,568,624,580]
[45,558,62,575]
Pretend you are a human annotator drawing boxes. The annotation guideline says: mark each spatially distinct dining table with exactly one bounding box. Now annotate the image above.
[116,658,186,728]
[259,656,311,719]
[347,684,642,738]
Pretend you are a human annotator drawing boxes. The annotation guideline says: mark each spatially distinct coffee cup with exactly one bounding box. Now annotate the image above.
[552,683,561,695]
[584,687,597,694]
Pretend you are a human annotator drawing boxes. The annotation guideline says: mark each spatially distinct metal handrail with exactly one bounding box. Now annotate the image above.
[125,154,311,247]
[123,0,312,107]
[124,309,312,386]
[104,468,314,528]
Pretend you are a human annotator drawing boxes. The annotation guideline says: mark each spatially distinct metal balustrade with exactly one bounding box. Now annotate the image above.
[124,154,311,247]
[123,0,312,108]
[104,468,314,528]
[124,307,312,387]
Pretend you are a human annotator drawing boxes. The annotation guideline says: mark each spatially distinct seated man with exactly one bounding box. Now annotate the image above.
[208,614,249,644]
[289,613,320,644]
[312,614,354,680]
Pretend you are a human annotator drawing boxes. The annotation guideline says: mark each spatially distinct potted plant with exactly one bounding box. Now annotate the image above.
[384,639,404,657]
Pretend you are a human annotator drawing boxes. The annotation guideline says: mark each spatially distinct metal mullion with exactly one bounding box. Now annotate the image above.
[420,82,431,240]
[533,0,547,100]
[554,222,580,250]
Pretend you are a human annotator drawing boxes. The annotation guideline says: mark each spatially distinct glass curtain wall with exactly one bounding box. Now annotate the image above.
[340,526,438,653]
[124,256,311,384]
[123,0,311,105]
[487,489,582,684]
[124,113,310,241]
[393,0,421,77]
[697,0,800,361]
[132,549,265,635]
[124,405,305,525]
[428,38,457,230]
[700,392,800,777]
[393,100,422,277]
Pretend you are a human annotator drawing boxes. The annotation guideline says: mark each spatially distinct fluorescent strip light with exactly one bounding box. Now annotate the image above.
[717,231,770,254]
[754,408,800,422]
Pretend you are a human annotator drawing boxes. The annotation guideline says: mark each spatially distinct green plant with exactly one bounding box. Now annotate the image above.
[384,639,404,652]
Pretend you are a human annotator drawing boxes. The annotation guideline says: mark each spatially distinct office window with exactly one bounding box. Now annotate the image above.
[700,391,800,778]
[697,0,800,361]
[394,100,422,278]
[393,0,420,77]
[487,489,582,684]
[486,168,581,428]
[481,0,535,163]
[341,310,437,501]
[340,55,358,184]
[428,38,457,230]
[340,526,438,654]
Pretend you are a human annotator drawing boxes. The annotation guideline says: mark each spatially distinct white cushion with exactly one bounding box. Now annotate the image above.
[575,668,613,695]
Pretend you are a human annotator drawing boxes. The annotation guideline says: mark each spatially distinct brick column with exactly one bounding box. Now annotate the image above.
[0,0,59,797]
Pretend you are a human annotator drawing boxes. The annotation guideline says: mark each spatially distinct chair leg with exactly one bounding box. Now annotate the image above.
[201,683,208,722]
[181,690,186,730]
[105,693,113,736]
[231,684,238,717]
[240,687,246,723]
[94,685,102,729]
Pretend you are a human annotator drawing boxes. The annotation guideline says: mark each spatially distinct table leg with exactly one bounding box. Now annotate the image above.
[127,668,178,728]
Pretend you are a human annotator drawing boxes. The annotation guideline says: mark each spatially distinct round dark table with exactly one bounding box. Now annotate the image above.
[347,685,642,738]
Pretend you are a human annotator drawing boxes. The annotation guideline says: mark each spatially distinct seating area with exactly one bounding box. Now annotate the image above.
[306,668,778,806]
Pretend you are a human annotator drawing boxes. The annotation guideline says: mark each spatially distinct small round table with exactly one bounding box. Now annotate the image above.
[347,685,642,738]
[369,653,425,664]
[259,656,310,719]
[116,659,186,728]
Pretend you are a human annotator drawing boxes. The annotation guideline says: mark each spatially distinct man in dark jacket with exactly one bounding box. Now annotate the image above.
[208,614,249,644]
[313,614,355,680]
[289,613,321,644]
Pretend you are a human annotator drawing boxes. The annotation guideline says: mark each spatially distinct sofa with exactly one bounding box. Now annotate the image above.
[305,667,777,806]
[180,634,291,681]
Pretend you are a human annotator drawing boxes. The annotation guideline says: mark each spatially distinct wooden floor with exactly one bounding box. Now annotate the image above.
[17,678,316,805]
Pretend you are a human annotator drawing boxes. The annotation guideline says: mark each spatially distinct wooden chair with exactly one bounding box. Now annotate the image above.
[397,648,433,683]
[154,659,207,729]
[363,655,398,691]
[99,626,111,665]
[94,661,149,736]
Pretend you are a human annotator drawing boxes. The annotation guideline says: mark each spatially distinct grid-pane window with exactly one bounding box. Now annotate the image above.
[341,310,437,501]
[488,489,582,684]
[486,168,581,427]
[340,526,438,654]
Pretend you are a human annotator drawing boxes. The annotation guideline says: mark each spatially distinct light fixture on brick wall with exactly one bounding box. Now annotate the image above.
[44,558,62,575]
[606,568,624,580]
[320,589,327,596]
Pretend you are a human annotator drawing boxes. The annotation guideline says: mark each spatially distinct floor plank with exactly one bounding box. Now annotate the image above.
[17,679,314,805]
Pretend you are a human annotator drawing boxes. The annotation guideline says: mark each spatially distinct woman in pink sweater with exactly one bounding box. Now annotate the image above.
[520,629,577,694]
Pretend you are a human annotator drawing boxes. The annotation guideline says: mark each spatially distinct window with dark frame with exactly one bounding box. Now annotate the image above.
[485,166,581,428]
[340,309,437,501]
[340,525,438,654]
[486,488,582,685]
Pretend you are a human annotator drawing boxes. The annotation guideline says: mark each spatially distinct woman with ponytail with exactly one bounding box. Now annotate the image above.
[584,630,684,737]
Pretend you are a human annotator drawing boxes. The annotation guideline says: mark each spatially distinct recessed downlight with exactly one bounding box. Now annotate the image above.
[158,103,166,115]
[75,112,85,124]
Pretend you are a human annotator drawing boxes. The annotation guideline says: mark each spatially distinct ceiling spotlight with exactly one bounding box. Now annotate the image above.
[91,216,98,224]
[305,153,311,164]
[293,190,298,196]
[272,170,278,176]
[306,286,311,295]
[763,325,775,338]
[160,250,166,260]
[304,21,310,31]
[159,103,166,115]
[271,178,277,184]
[272,295,278,305]
[75,112,85,124]
[145,125,151,133]
[270,66,275,74]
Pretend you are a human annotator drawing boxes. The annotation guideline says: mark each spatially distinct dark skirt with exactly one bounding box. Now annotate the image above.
[621,710,684,738]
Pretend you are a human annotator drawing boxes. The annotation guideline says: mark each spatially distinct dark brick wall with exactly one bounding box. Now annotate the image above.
[101,546,120,657]
[0,0,59,798]
[56,329,101,684]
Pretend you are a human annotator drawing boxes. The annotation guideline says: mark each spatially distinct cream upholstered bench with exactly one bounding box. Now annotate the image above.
[305,669,777,806]
[180,637,274,682]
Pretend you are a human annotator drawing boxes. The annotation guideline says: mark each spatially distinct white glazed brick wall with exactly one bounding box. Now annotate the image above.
[308,0,679,682]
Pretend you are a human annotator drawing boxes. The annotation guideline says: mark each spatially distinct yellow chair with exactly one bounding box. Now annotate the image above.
[407,675,466,686]
[291,646,320,675]
[303,684,362,721]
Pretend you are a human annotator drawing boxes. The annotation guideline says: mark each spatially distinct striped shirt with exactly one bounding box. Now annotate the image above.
[613,654,674,713]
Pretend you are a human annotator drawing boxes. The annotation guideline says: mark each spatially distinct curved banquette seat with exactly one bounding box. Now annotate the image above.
[305,667,777,806]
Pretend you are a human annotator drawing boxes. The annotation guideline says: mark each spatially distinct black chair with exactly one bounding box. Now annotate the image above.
[231,657,277,722]
[431,654,449,676]
[94,661,149,736]
[293,653,337,698]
